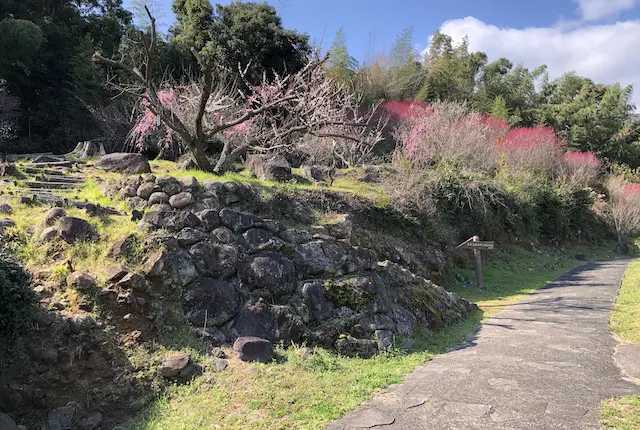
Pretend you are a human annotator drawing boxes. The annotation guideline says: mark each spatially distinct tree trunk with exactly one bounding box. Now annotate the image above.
[213,142,250,174]
[191,144,212,171]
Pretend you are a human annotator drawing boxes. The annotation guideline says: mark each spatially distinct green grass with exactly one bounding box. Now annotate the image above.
[447,243,619,317]
[602,395,640,430]
[127,313,482,430]
[601,258,640,429]
[610,259,640,343]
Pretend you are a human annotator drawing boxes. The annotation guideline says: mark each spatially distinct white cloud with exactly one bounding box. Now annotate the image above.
[577,0,639,21]
[427,17,640,106]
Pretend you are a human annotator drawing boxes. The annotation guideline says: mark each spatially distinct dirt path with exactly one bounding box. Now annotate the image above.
[327,260,639,430]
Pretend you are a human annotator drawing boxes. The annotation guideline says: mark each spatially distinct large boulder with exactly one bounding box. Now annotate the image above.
[231,301,305,343]
[233,337,274,363]
[245,154,292,182]
[239,228,285,254]
[182,278,241,327]
[96,153,151,174]
[44,207,66,226]
[57,217,94,243]
[219,208,265,233]
[141,211,201,232]
[239,252,297,296]
[190,242,238,279]
[301,280,334,322]
[335,336,378,358]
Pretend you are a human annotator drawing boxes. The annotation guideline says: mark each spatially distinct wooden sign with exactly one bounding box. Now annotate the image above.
[462,241,494,250]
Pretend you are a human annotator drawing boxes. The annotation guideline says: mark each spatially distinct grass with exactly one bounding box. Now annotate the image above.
[601,258,640,429]
[447,242,619,317]
[127,313,482,430]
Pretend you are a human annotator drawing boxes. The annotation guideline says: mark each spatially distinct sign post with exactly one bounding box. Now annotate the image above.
[457,236,495,290]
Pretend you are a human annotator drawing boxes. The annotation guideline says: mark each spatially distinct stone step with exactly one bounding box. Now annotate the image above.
[23,181,79,190]
[21,167,69,176]
[35,175,84,184]
[26,161,73,168]
[16,195,120,215]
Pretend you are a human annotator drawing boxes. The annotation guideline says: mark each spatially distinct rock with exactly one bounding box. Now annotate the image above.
[170,247,198,286]
[231,302,305,343]
[142,248,173,278]
[190,242,238,279]
[148,191,169,205]
[68,314,95,334]
[116,272,148,293]
[233,337,274,363]
[96,153,151,174]
[160,352,190,377]
[202,197,222,211]
[41,348,59,364]
[156,175,182,196]
[66,272,97,291]
[183,278,241,327]
[239,228,285,254]
[279,228,312,244]
[239,252,297,296]
[359,314,395,334]
[391,306,415,337]
[0,412,17,430]
[293,240,348,276]
[136,182,159,200]
[219,208,265,233]
[127,196,147,210]
[575,253,587,261]
[106,264,129,283]
[300,165,327,183]
[0,386,22,412]
[400,338,416,351]
[246,154,292,182]
[196,209,220,231]
[169,192,195,209]
[78,412,102,430]
[45,207,66,226]
[176,227,207,247]
[213,358,229,372]
[375,329,394,351]
[179,363,202,379]
[57,217,93,243]
[323,214,353,241]
[141,210,201,232]
[211,227,234,244]
[211,347,227,358]
[107,233,139,260]
[194,327,227,346]
[615,241,629,255]
[179,176,198,188]
[0,204,12,215]
[39,226,59,242]
[47,401,79,430]
[301,281,334,322]
[335,336,378,358]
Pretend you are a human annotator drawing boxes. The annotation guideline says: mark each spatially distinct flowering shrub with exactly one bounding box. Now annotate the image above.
[606,176,640,240]
[393,101,508,171]
[381,100,432,122]
[499,126,561,171]
[556,151,602,189]
[129,88,181,151]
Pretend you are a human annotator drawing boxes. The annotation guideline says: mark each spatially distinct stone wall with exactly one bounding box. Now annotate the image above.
[102,173,477,356]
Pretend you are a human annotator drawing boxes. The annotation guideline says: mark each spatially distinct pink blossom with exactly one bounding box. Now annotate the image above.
[560,151,602,167]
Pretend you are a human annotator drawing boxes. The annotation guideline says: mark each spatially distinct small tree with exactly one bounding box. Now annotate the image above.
[606,176,640,241]
[555,151,601,190]
[93,8,384,172]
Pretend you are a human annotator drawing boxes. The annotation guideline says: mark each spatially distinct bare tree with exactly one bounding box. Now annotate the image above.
[606,175,640,241]
[92,7,385,173]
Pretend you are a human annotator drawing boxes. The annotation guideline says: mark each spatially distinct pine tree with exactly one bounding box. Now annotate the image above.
[326,26,358,86]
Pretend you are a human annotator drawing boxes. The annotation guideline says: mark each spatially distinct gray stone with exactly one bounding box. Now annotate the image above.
[213,358,229,371]
[391,306,415,337]
[179,363,202,379]
[45,207,66,226]
[148,191,169,205]
[57,217,93,243]
[141,210,201,232]
[68,314,95,333]
[196,209,220,231]
[278,228,313,244]
[47,401,79,430]
[41,348,59,364]
[106,264,129,284]
[39,226,59,242]
[190,242,238,279]
[183,278,241,327]
[0,204,13,215]
[336,408,394,428]
[136,182,159,200]
[169,192,195,209]
[176,227,207,247]
[231,301,304,343]
[300,165,328,183]
[107,233,139,260]
[170,247,198,287]
[239,228,285,254]
[194,327,227,346]
[323,214,353,241]
[239,252,297,296]
[179,176,198,188]
[335,336,378,358]
[211,227,234,244]
[66,272,97,291]
[219,208,264,233]
[301,281,333,322]
[116,272,148,293]
[78,412,102,430]
[233,336,274,363]
[375,329,394,351]
[246,153,292,181]
[0,412,17,430]
[160,352,190,377]
[96,153,151,174]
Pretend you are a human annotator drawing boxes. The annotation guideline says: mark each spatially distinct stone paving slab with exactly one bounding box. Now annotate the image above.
[327,261,640,430]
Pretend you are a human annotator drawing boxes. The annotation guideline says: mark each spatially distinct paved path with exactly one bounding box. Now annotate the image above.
[327,260,640,430]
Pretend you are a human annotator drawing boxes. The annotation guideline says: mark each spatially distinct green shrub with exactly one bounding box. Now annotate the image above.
[0,251,36,343]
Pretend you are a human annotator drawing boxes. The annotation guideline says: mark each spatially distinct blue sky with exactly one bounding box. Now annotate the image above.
[124,0,640,104]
